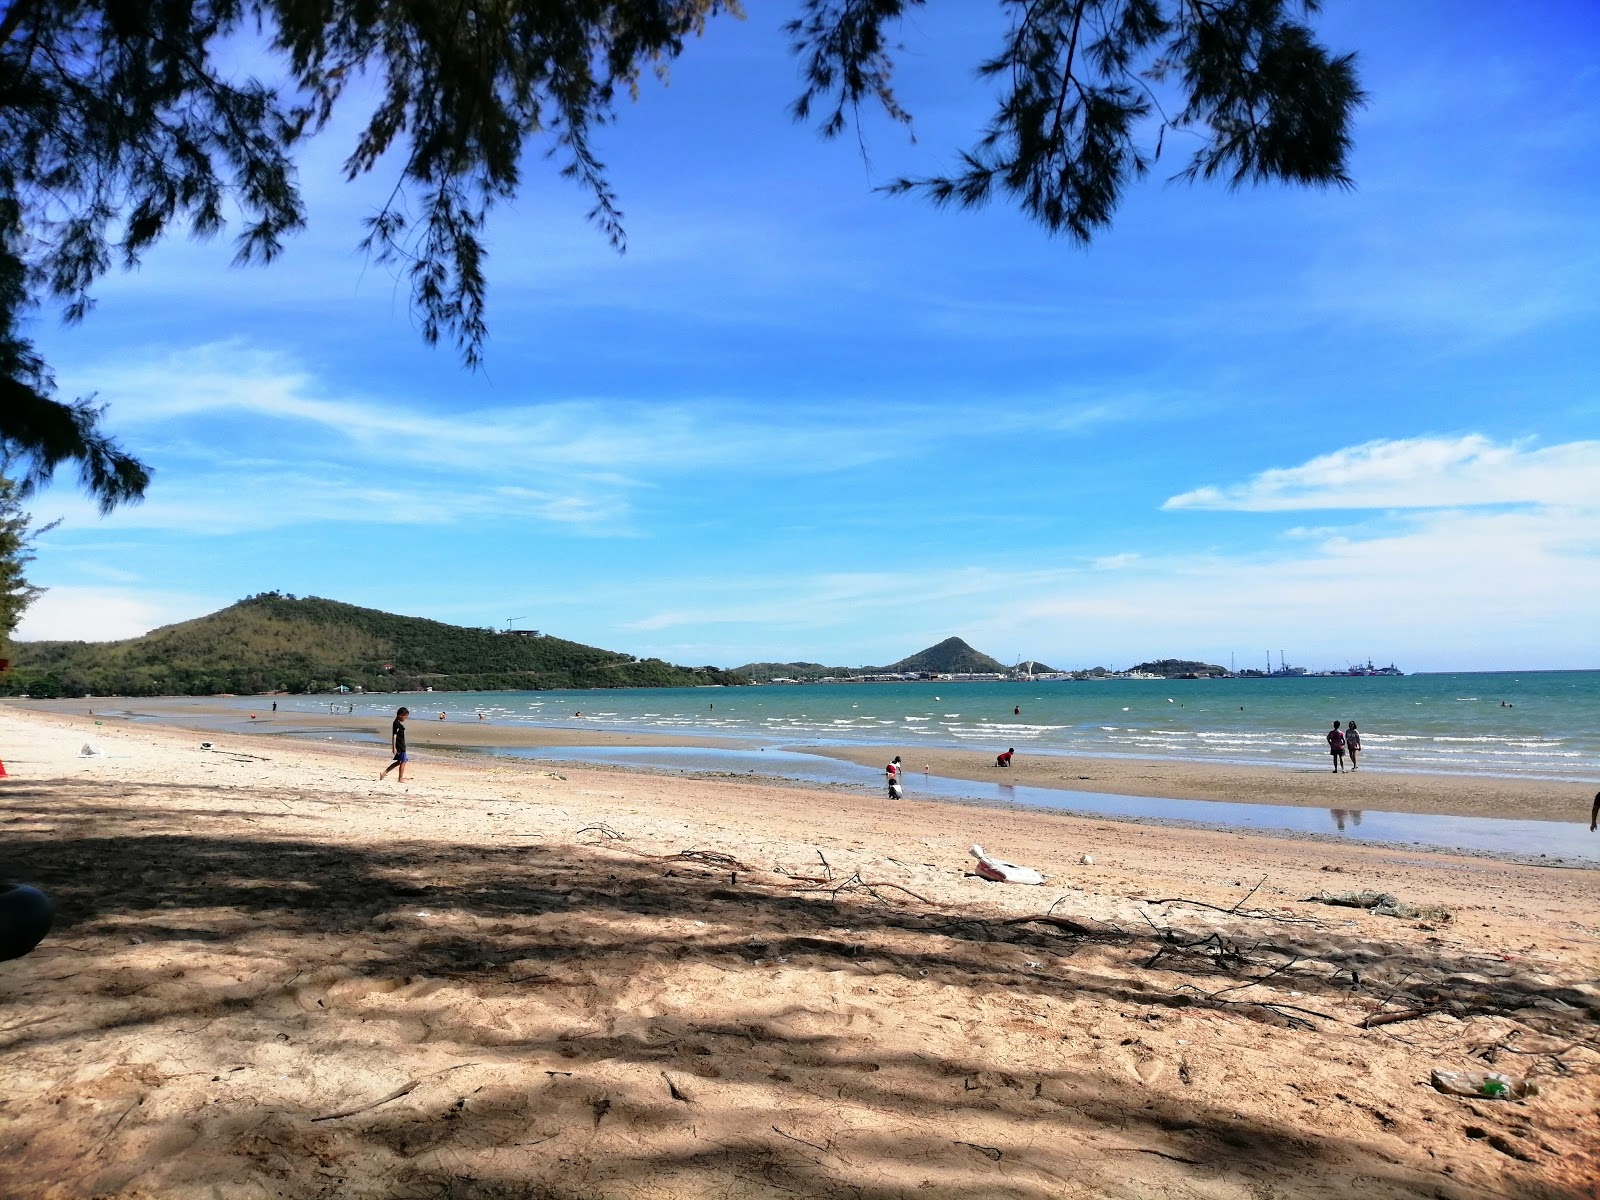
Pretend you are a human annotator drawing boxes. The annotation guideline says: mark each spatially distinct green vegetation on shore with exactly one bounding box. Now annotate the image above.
[1128,659,1230,678]
[1,593,746,697]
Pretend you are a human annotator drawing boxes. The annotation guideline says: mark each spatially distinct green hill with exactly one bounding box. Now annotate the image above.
[886,637,1007,675]
[736,638,1053,681]
[2,593,747,697]
[1128,658,1229,678]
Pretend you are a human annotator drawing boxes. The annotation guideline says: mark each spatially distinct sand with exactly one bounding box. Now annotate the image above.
[2,704,1597,1200]
[26,696,1598,823]
[812,747,1598,824]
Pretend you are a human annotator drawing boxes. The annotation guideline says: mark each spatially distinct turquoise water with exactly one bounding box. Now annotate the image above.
[261,670,1600,781]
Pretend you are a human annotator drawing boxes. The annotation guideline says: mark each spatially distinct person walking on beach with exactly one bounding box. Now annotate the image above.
[1326,721,1347,773]
[885,756,904,799]
[1345,721,1362,770]
[379,707,410,782]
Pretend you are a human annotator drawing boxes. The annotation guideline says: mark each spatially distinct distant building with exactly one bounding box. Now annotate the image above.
[504,629,543,638]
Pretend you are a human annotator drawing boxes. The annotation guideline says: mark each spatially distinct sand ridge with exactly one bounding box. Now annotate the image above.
[2,705,1598,1199]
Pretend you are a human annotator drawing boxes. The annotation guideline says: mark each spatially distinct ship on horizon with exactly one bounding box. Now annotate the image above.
[1335,659,1404,677]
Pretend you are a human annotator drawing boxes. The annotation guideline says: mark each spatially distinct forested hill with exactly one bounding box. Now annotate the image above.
[736,638,1054,681]
[1128,659,1230,678]
[886,638,1008,675]
[3,593,746,698]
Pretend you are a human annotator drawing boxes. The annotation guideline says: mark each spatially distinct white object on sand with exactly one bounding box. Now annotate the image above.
[969,844,1046,885]
[79,743,103,758]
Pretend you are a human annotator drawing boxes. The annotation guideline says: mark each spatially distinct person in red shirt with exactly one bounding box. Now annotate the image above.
[996,747,1015,768]
[885,756,903,798]
[1326,721,1347,773]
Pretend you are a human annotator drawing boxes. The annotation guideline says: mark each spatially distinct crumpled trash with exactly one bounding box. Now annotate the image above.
[969,844,1046,885]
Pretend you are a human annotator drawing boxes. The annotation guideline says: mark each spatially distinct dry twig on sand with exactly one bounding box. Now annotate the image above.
[311,1063,479,1122]
[790,870,938,907]
[1142,876,1317,925]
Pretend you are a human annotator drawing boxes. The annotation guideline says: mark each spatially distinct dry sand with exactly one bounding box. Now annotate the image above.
[2,704,1597,1200]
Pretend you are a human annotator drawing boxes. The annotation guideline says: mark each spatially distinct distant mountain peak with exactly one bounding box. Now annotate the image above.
[887,637,1007,675]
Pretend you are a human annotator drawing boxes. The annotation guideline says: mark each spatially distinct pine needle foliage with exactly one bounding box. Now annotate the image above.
[2,1,1360,511]
[0,474,57,648]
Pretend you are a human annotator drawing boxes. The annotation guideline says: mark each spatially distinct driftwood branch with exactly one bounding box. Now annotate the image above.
[311,1063,478,1122]
[1360,1006,1443,1029]
[1175,983,1331,1029]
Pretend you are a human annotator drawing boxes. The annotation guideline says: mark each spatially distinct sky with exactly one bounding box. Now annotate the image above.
[15,1,1600,673]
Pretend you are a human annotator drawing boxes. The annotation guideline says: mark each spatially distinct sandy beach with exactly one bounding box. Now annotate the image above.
[21,696,1599,825]
[2,703,1597,1199]
[811,746,1598,824]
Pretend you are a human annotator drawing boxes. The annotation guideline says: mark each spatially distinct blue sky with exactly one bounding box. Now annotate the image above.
[17,1,1600,673]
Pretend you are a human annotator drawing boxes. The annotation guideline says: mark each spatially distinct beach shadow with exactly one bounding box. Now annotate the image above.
[2,789,1595,1199]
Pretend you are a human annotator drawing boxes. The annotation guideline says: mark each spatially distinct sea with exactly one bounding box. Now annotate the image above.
[269,670,1600,782]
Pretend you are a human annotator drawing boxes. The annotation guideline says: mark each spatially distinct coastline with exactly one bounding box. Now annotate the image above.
[807,745,1595,825]
[2,703,1596,1199]
[19,696,1596,825]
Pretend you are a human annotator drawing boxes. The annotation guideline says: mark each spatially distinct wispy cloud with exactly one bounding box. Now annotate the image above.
[40,342,1156,537]
[1163,436,1600,512]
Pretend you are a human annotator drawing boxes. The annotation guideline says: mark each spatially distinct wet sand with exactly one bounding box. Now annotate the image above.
[20,697,735,750]
[811,746,1597,824]
[16,696,1598,823]
[2,704,1597,1200]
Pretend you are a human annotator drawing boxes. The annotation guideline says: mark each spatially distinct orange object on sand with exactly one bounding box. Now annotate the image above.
[0,759,8,778]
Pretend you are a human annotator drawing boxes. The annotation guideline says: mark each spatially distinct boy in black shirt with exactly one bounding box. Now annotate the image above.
[379,707,410,782]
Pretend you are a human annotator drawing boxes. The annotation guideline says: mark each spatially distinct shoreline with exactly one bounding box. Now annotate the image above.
[2,703,1597,1199]
[19,696,1596,826]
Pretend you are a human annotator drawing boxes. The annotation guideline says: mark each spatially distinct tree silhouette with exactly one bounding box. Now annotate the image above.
[1,1,1362,510]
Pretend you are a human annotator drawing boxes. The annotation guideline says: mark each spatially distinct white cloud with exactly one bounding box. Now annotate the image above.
[1164,436,1600,512]
[618,504,1600,671]
[14,586,224,642]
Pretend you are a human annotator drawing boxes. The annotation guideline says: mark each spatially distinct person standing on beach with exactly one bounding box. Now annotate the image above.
[1590,791,1598,832]
[1346,721,1362,770]
[379,707,410,782]
[1326,721,1347,773]
[885,756,904,799]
